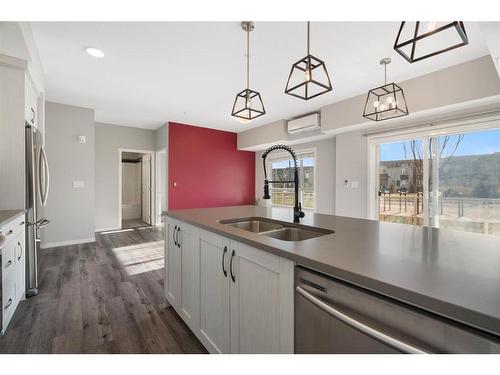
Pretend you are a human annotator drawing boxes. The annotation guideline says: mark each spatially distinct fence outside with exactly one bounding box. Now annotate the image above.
[379,194,500,235]
[271,189,315,209]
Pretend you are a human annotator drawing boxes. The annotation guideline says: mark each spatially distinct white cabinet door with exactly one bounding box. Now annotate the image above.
[25,76,38,127]
[230,241,294,353]
[141,154,151,224]
[198,230,230,353]
[165,220,181,309]
[15,233,25,302]
[178,223,200,332]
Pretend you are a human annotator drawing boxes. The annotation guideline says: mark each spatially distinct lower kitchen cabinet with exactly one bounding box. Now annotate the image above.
[1,213,26,334]
[229,241,294,353]
[164,217,294,354]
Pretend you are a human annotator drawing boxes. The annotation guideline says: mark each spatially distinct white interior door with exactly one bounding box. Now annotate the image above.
[142,154,151,224]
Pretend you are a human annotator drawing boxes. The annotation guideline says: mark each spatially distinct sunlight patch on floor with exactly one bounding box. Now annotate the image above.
[112,240,164,275]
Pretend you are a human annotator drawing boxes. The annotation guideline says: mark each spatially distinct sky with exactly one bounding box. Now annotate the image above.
[380,129,500,161]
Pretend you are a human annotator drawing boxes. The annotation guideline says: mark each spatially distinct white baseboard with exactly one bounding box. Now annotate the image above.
[95,226,120,233]
[41,237,96,249]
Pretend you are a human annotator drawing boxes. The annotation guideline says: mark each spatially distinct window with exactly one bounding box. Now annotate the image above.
[267,151,315,209]
[370,123,500,237]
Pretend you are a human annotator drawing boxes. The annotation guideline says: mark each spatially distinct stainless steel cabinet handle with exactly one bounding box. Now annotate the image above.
[221,246,228,277]
[6,229,14,236]
[296,285,427,354]
[4,298,13,310]
[5,260,13,269]
[229,250,236,283]
[173,225,178,247]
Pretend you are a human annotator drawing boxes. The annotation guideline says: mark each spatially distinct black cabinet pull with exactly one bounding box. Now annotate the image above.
[221,246,228,277]
[5,298,13,310]
[18,241,23,261]
[176,226,181,248]
[230,250,236,283]
[173,225,178,247]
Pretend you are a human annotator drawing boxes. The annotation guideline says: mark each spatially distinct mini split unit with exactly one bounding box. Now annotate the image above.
[287,113,321,134]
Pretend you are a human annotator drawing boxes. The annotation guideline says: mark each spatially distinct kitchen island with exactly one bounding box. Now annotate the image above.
[164,205,500,353]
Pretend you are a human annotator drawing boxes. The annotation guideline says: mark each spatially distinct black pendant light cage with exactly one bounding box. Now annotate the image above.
[285,22,333,100]
[394,21,468,63]
[363,58,409,122]
[231,21,265,122]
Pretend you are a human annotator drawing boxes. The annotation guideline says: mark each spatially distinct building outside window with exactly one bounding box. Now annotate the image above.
[267,151,315,210]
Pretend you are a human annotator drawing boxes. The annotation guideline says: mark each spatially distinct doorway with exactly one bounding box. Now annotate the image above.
[120,150,153,229]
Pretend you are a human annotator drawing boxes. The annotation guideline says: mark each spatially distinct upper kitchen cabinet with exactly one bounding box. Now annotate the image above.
[25,75,39,129]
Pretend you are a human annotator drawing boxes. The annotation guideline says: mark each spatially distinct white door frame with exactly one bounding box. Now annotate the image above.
[118,148,156,229]
[155,147,167,226]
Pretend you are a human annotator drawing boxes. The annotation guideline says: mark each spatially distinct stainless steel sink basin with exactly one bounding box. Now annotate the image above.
[219,217,333,241]
[262,227,330,241]
[220,218,283,233]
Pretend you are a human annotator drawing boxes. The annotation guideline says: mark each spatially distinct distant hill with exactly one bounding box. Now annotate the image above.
[439,152,500,198]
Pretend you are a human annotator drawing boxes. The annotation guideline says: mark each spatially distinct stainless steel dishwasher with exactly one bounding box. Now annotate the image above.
[295,266,500,354]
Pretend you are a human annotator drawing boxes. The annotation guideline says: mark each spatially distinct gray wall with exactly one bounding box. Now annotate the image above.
[43,102,95,246]
[95,122,155,230]
[255,137,336,215]
[238,56,500,151]
[334,131,367,219]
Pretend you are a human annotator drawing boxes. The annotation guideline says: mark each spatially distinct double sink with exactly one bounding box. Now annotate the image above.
[220,217,334,241]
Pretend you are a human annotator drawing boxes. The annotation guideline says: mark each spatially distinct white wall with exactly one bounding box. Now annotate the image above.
[121,162,142,220]
[95,122,155,231]
[43,102,95,247]
[334,131,368,219]
[255,137,336,215]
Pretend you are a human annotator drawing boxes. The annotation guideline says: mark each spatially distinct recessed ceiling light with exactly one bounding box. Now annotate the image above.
[85,47,104,58]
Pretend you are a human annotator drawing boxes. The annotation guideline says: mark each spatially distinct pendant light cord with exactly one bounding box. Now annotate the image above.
[384,62,387,85]
[246,27,250,90]
[307,21,310,56]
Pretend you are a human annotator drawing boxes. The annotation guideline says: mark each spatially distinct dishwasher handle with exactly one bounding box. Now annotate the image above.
[296,285,427,354]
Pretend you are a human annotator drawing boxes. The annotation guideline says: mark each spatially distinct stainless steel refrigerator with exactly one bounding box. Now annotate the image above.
[25,123,50,297]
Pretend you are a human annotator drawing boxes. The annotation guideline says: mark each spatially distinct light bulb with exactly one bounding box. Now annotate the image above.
[386,96,394,104]
[246,98,252,109]
[373,100,380,108]
[426,21,437,33]
[237,117,252,124]
[379,103,387,111]
[305,67,311,82]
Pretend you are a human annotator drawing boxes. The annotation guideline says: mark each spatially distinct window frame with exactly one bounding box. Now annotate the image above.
[366,114,500,225]
[265,147,317,211]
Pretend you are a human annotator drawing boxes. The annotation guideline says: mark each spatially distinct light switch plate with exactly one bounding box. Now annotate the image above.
[78,136,86,144]
[73,181,85,188]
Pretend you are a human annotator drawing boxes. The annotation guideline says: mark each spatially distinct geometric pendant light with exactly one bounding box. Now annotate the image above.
[285,22,333,100]
[363,58,409,122]
[394,21,468,63]
[231,21,266,124]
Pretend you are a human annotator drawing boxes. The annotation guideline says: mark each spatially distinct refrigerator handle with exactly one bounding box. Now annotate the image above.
[38,146,50,207]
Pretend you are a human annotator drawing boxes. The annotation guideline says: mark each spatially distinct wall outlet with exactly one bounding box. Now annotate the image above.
[78,135,86,144]
[73,181,85,188]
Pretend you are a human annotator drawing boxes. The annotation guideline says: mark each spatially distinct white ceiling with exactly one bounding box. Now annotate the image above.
[31,22,490,132]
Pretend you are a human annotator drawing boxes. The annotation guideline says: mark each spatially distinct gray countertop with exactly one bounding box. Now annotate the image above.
[0,209,25,228]
[165,205,500,337]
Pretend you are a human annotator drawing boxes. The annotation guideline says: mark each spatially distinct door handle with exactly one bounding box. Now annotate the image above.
[229,250,236,283]
[295,286,427,354]
[173,225,178,247]
[221,246,228,277]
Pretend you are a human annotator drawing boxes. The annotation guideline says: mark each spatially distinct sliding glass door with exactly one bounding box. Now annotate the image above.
[372,125,500,237]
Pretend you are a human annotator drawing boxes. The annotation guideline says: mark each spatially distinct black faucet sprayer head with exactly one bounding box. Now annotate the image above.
[263,179,270,200]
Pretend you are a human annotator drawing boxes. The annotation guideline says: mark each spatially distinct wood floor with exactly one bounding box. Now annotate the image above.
[121,218,151,229]
[0,226,207,354]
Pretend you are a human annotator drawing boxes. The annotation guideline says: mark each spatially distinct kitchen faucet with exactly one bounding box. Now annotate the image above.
[262,144,305,223]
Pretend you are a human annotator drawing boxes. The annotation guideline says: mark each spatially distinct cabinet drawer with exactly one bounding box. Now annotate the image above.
[2,269,17,332]
[0,219,18,243]
[2,240,16,276]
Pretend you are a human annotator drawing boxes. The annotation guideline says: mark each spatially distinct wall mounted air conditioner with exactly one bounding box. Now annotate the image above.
[287,113,320,134]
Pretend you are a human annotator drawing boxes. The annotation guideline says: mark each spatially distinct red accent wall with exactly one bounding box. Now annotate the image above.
[168,122,255,210]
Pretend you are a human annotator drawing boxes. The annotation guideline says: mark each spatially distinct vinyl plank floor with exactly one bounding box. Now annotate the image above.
[0,226,206,354]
